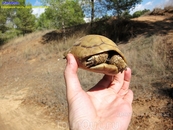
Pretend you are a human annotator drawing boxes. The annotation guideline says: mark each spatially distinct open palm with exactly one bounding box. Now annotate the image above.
[64,54,133,130]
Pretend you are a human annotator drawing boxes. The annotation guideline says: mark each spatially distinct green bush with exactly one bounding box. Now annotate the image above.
[132,9,150,18]
[0,29,21,45]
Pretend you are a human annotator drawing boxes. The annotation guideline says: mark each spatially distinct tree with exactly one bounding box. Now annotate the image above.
[14,4,36,35]
[0,0,25,44]
[106,0,142,18]
[0,0,33,44]
[132,9,150,18]
[142,9,150,14]
[40,0,85,29]
[0,8,8,33]
[0,7,8,44]
[91,0,94,23]
[121,10,132,19]
[60,0,85,27]
[36,13,51,29]
[81,0,107,23]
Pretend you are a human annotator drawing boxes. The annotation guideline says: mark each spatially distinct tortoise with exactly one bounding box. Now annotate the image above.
[63,35,127,75]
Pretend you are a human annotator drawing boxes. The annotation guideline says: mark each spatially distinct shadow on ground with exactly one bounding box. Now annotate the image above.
[41,15,173,44]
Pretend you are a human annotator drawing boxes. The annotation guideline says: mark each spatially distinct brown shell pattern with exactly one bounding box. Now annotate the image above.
[64,35,127,75]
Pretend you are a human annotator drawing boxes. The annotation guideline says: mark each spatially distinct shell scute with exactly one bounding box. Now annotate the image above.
[64,35,127,75]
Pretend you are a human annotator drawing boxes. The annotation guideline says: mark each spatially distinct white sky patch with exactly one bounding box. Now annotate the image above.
[130,0,173,15]
[84,17,91,23]
[154,0,173,9]
[130,4,145,14]
[130,1,155,14]
[32,0,46,17]
[146,1,153,6]
[32,8,45,17]
[164,0,173,6]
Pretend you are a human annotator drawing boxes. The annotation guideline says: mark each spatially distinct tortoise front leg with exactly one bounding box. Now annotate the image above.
[85,52,108,68]
[108,55,127,73]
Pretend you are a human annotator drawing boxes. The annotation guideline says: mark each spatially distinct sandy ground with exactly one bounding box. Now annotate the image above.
[0,37,68,130]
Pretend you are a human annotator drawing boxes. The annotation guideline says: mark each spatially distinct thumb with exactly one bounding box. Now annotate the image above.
[64,53,82,100]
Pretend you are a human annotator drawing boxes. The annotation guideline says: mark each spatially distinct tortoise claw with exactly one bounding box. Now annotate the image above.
[86,57,95,68]
[86,53,108,68]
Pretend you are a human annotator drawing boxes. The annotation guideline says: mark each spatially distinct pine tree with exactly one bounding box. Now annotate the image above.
[14,4,36,35]
[106,0,142,18]
[40,0,85,29]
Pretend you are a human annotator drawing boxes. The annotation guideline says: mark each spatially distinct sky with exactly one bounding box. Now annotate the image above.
[27,0,173,17]
[130,0,173,14]
[26,0,45,17]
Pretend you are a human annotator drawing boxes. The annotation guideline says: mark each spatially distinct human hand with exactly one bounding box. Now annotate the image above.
[64,54,133,130]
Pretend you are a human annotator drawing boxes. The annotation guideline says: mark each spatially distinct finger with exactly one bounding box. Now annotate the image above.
[118,68,131,95]
[123,89,133,104]
[89,75,112,91]
[109,71,125,93]
[64,53,82,99]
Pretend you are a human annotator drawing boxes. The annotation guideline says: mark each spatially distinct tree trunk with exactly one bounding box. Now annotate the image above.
[91,0,94,26]
[62,21,66,44]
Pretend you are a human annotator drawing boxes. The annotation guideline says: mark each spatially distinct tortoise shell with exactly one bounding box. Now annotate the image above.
[64,35,127,75]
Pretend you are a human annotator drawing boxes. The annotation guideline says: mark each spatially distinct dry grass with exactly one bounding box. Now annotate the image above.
[21,31,86,61]
[1,30,51,50]
[119,35,172,99]
[19,31,171,119]
[20,31,172,126]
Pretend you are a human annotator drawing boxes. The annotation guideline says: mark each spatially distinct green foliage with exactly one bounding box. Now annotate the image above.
[39,0,85,29]
[0,0,36,44]
[36,13,51,30]
[61,0,85,27]
[133,10,142,17]
[106,0,142,18]
[0,8,8,33]
[14,4,36,35]
[0,30,5,45]
[132,9,150,18]
[0,0,17,44]
[81,0,108,23]
[94,15,111,22]
[0,28,21,45]
[121,10,132,19]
